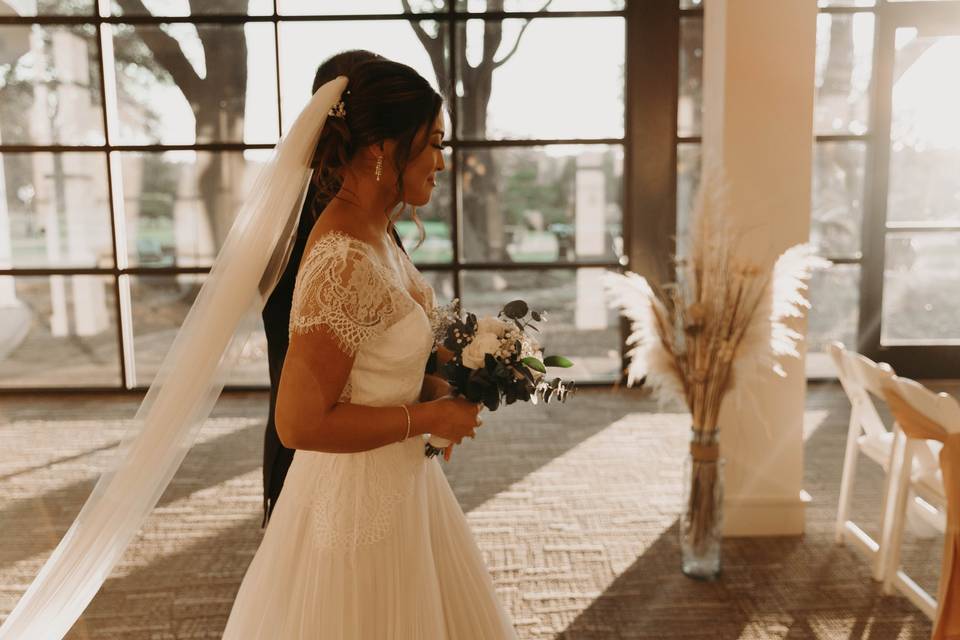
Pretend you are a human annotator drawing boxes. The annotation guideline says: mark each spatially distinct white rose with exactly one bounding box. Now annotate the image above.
[477,316,508,337]
[461,331,501,369]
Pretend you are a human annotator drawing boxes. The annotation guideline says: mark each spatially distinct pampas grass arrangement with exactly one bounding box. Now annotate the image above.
[603,174,828,567]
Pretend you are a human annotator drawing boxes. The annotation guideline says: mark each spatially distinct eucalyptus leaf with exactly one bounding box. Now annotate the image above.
[522,357,546,373]
[502,300,529,319]
[543,355,574,368]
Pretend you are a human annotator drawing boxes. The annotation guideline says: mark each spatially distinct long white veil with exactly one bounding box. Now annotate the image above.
[0,76,349,640]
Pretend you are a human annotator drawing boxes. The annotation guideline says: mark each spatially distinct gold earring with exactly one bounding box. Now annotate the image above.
[375,156,383,182]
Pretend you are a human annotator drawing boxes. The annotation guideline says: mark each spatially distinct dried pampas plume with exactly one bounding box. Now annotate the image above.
[603,171,829,431]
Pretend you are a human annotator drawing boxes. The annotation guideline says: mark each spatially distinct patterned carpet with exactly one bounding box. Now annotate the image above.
[0,383,944,639]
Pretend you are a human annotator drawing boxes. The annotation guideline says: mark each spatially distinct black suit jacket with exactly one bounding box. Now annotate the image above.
[260,192,412,527]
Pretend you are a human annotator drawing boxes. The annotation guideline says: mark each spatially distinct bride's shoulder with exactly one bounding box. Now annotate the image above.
[304,221,375,261]
[297,221,388,292]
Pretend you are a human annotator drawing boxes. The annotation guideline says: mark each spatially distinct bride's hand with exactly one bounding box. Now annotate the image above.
[426,396,483,445]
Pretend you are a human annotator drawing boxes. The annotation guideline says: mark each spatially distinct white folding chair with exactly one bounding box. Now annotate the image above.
[828,342,900,580]
[882,375,956,622]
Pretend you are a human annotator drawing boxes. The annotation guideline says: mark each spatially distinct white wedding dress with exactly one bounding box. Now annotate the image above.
[222,230,516,639]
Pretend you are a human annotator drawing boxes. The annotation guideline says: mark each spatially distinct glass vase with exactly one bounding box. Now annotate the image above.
[680,427,724,580]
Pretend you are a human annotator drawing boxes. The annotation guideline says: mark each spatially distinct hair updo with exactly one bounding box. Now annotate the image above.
[309,57,444,247]
[301,49,382,222]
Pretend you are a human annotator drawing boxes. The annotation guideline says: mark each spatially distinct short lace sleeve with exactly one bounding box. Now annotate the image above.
[288,232,409,357]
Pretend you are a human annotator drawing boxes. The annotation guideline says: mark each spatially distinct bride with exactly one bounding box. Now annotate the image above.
[0,58,515,639]
[222,58,517,637]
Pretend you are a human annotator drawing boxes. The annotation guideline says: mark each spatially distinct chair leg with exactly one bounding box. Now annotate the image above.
[883,437,915,594]
[874,426,903,580]
[836,410,861,545]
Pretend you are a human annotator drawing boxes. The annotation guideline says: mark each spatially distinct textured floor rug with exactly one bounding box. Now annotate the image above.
[0,383,944,639]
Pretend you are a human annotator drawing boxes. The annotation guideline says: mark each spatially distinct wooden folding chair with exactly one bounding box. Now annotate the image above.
[883,375,959,637]
[828,342,901,580]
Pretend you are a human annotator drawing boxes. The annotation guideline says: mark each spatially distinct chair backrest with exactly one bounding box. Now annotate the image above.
[827,342,895,439]
[887,375,960,437]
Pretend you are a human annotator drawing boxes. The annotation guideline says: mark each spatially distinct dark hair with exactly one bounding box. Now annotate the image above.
[309,56,444,248]
[312,49,382,94]
[302,50,383,223]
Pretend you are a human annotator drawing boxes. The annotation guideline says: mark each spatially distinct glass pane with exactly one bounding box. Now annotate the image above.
[459,145,623,263]
[396,148,453,265]
[0,275,120,387]
[0,25,104,145]
[460,268,621,381]
[4,0,95,15]
[130,274,269,386]
[814,13,874,135]
[458,0,623,10]
[807,263,860,353]
[230,325,271,385]
[111,0,272,15]
[807,262,861,378]
[111,22,278,144]
[118,149,271,268]
[280,0,445,14]
[679,0,702,7]
[676,142,701,260]
[457,18,624,140]
[882,232,960,344]
[811,141,865,259]
[0,152,113,269]
[678,16,703,137]
[278,20,448,135]
[420,269,455,305]
[887,32,960,225]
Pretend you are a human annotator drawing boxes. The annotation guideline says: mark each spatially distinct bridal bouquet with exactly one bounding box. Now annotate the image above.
[425,298,576,458]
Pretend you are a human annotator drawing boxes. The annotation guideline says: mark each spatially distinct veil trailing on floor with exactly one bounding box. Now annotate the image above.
[0,76,349,640]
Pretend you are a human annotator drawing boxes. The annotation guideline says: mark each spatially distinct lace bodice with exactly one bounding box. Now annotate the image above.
[288,230,439,355]
[281,230,444,552]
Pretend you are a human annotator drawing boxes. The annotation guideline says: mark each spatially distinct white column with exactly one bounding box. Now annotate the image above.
[702,0,817,536]
[574,151,607,331]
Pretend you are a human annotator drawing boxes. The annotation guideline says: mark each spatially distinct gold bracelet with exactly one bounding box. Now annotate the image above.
[400,404,412,441]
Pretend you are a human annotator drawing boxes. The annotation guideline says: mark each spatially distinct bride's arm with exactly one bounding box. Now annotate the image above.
[419,343,454,401]
[278,234,480,453]
[419,374,452,402]
[276,329,439,453]
[435,344,453,366]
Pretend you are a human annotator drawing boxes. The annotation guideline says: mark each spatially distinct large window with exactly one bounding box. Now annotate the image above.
[677,0,960,379]
[0,1,626,391]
